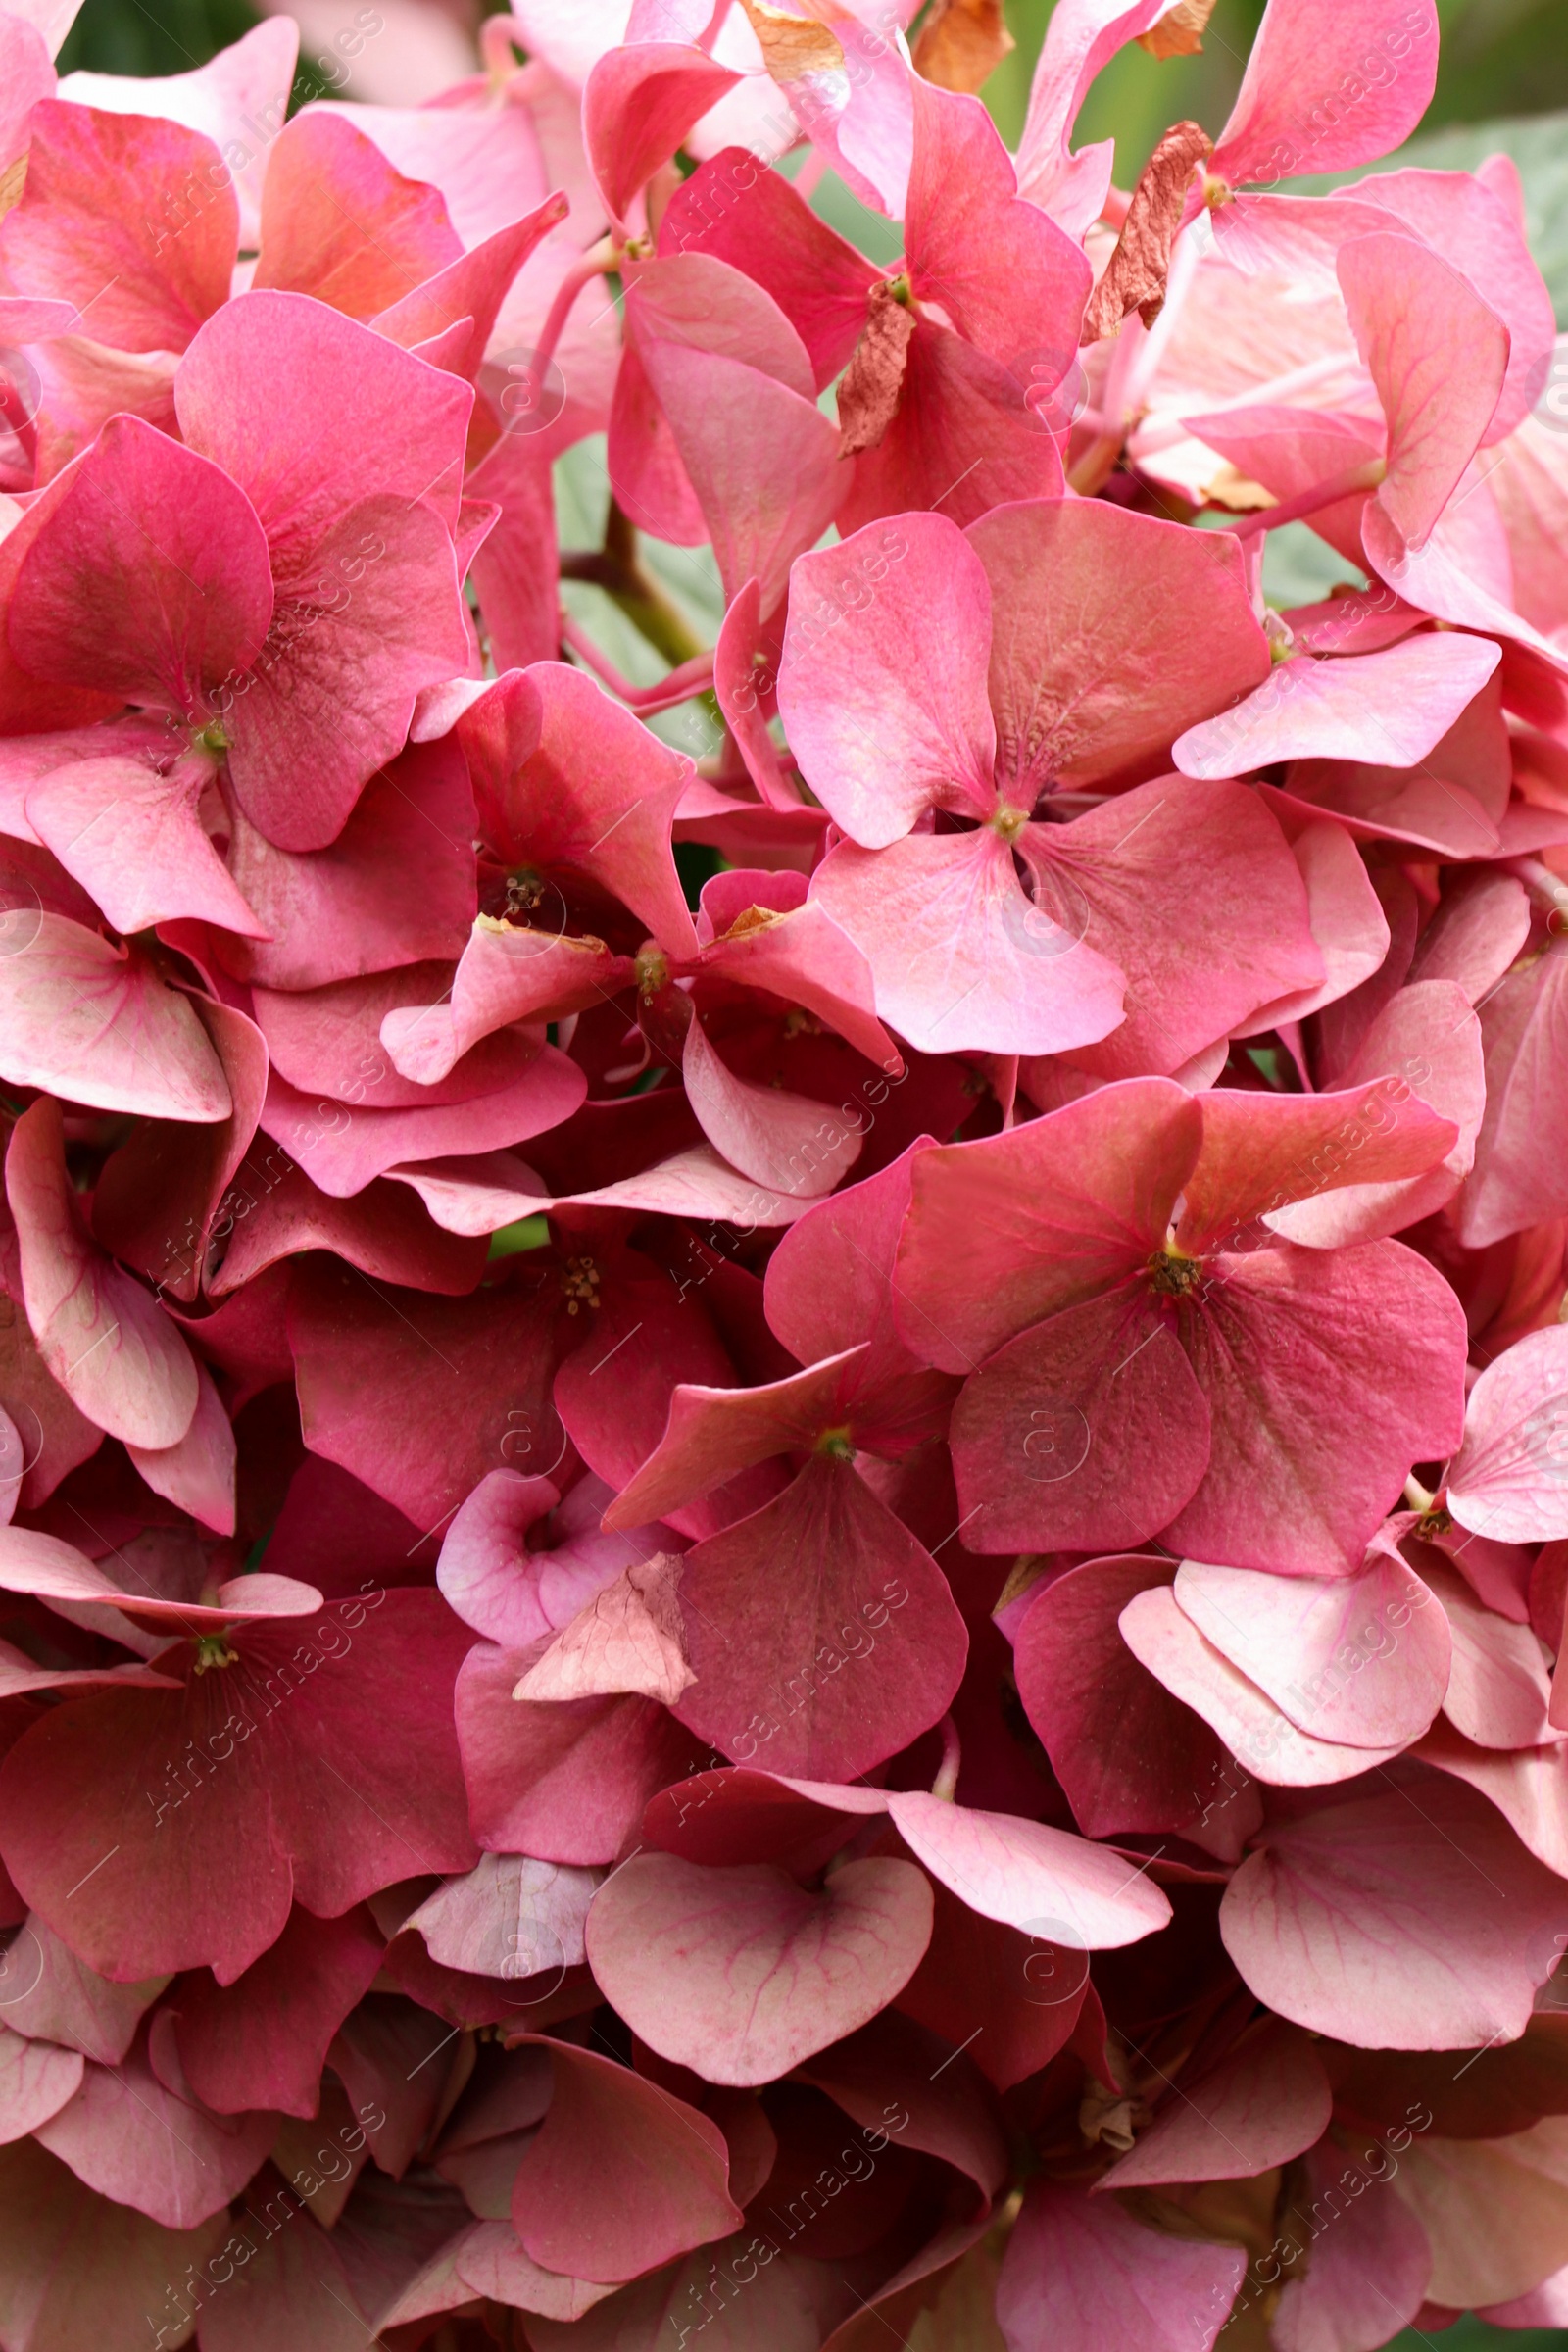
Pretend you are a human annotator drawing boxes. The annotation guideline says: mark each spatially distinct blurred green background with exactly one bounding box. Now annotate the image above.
[43,0,1568,2342]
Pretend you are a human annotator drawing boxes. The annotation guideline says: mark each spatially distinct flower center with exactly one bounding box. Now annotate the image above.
[193,1634,237,1674]
[1147,1247,1203,1298]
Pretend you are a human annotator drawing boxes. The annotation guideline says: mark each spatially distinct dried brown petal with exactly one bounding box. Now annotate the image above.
[836,280,917,457]
[1079,118,1212,345]
[912,0,1016,95]
[1136,0,1219,60]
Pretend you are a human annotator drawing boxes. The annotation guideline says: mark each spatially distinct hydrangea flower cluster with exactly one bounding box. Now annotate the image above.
[1,0,1567,2342]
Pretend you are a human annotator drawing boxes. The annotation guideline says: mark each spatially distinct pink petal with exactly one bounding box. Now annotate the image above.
[0,2136,249,2340]
[1269,982,1484,1247]
[57,20,298,245]
[223,493,471,852]
[1237,807,1392,1033]
[406,1849,599,1980]
[1163,1242,1467,1576]
[290,1258,564,1529]
[0,2026,81,2145]
[1219,1779,1568,2047]
[173,1905,384,2118]
[1029,776,1320,1078]
[1174,634,1502,779]
[672,1453,967,1782]
[33,2027,273,2229]
[969,499,1269,795]
[207,1158,486,1300]
[998,2180,1245,2352]
[0,916,217,1121]
[382,926,627,1084]
[83,993,250,1307]
[459,662,699,956]
[220,735,477,990]
[1177,1079,1459,1250]
[778,514,997,847]
[840,315,1067,532]
[584,1849,934,2085]
[1340,231,1510,547]
[25,754,265,938]
[372,192,570,379]
[9,412,272,718]
[260,1047,584,1198]
[1098,2018,1331,2187]
[0,1911,163,2062]
[514,1551,693,1705]
[606,1347,872,1529]
[887,1789,1170,1947]
[1015,1554,1260,1855]
[1449,1325,1568,1544]
[0,100,236,351]
[0,1589,477,1982]
[895,1076,1200,1371]
[950,1282,1208,1555]
[7,1099,199,1450]
[1272,2141,1434,2351]
[175,289,472,551]
[658,147,876,387]
[681,1016,862,1197]
[124,1362,236,1535]
[1425,1556,1558,1751]
[810,827,1126,1059]
[584,42,738,228]
[1210,0,1438,189]
[906,79,1089,381]
[457,1638,696,1865]
[697,894,897,1072]
[1416,1718,1568,1881]
[1173,1551,1450,1749]
[508,2037,742,2283]
[1120,1585,1403,1784]
[253,110,462,318]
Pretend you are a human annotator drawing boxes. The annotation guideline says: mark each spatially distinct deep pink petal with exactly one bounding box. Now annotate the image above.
[672,1453,968,1782]
[1015,1554,1261,1856]
[895,1076,1200,1371]
[508,2037,742,2283]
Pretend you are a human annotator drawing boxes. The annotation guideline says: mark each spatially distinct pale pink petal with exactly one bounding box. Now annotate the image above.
[998,2180,1245,2352]
[6,1100,198,1450]
[1174,636,1502,780]
[514,1552,693,1704]
[1173,1551,1450,1749]
[681,1015,862,1197]
[1449,1325,1568,1544]
[811,827,1125,1059]
[1219,1780,1568,2047]
[886,1790,1171,1947]
[1120,1585,1404,1784]
[583,1849,934,2084]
